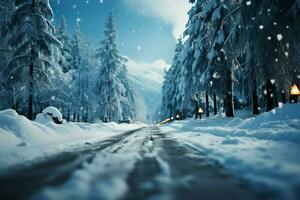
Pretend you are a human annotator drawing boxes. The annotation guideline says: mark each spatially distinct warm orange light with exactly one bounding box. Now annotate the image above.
[198,108,203,113]
[290,84,300,95]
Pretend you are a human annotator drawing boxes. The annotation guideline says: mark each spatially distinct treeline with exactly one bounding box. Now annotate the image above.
[161,0,300,120]
[0,0,136,122]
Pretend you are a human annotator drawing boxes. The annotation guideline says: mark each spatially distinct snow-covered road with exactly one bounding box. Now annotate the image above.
[0,126,262,200]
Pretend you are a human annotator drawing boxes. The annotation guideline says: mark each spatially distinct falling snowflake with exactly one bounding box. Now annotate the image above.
[277,34,283,41]
[259,25,264,30]
[137,46,141,50]
[284,52,289,57]
[246,1,251,5]
[267,36,272,40]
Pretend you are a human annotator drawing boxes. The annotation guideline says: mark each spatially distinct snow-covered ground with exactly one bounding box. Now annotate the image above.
[0,109,144,171]
[160,103,300,200]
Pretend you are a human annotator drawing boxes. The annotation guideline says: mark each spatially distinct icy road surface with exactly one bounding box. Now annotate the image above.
[0,127,264,200]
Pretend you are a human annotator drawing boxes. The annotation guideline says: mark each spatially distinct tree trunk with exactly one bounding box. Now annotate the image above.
[85,107,88,122]
[274,85,279,107]
[205,92,210,117]
[213,92,217,115]
[67,109,70,122]
[281,89,286,104]
[266,80,275,112]
[194,100,199,119]
[226,70,234,117]
[28,62,34,120]
[252,78,260,115]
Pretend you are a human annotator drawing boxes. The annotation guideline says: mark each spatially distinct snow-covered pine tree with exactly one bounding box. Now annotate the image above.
[203,0,238,117]
[0,0,14,110]
[118,64,136,121]
[5,0,62,119]
[162,0,300,119]
[0,0,14,35]
[238,0,300,111]
[161,39,184,119]
[95,13,135,122]
[180,1,204,117]
[56,16,72,73]
[172,39,185,118]
[161,66,174,119]
[68,22,90,122]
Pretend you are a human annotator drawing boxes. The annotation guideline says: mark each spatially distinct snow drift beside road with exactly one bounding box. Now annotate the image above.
[164,103,300,143]
[0,109,144,171]
[161,103,300,200]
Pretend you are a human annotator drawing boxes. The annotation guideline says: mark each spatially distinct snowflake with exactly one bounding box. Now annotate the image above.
[277,34,283,41]
[246,1,251,5]
[259,25,264,30]
[137,46,141,51]
[267,36,272,40]
[284,52,289,57]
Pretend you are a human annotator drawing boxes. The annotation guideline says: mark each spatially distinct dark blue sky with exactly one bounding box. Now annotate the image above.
[51,0,186,63]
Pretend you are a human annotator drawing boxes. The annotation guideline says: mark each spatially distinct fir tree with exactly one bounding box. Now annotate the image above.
[5,0,62,119]
[56,16,72,73]
[95,13,135,122]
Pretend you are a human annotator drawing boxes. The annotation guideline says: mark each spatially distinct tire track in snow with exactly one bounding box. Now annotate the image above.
[126,126,265,200]
[0,127,143,200]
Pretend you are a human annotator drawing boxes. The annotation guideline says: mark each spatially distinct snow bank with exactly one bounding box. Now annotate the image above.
[161,103,300,200]
[164,104,300,143]
[0,109,144,171]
